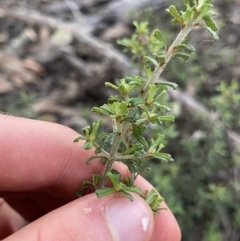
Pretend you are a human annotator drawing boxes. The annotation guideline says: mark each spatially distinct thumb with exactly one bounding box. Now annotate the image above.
[4,193,154,241]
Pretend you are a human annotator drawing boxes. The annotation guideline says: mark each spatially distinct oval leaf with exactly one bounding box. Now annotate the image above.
[203,16,217,32]
[152,29,167,47]
[95,188,116,198]
[158,115,175,122]
[166,5,182,23]
[143,56,158,66]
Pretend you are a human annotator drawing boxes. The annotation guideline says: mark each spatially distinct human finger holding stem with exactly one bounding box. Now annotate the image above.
[0,114,181,241]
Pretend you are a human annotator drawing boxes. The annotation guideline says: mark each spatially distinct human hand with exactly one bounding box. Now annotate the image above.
[0,114,181,241]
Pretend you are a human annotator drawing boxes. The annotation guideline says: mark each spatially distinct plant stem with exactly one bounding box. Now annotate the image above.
[142,25,193,94]
[97,121,131,188]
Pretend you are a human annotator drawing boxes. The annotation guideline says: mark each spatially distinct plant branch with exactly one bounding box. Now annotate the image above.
[97,122,131,188]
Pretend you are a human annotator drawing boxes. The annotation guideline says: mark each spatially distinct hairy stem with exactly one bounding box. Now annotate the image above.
[98,122,131,188]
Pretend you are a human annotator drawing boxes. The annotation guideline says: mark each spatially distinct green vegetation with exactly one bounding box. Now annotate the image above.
[74,0,220,215]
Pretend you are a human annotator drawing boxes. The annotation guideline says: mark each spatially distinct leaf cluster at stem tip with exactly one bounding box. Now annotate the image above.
[74,0,218,212]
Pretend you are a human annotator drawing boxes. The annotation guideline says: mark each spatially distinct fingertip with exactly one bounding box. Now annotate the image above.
[134,176,181,241]
[106,194,154,241]
[4,193,154,241]
[151,202,181,241]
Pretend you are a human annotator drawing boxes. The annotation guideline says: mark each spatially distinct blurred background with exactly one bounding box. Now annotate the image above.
[0,0,240,240]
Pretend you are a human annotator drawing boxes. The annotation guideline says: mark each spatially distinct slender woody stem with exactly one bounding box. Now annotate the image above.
[143,25,193,94]
[97,122,131,188]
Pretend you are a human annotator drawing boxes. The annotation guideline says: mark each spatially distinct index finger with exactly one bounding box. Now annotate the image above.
[0,114,102,199]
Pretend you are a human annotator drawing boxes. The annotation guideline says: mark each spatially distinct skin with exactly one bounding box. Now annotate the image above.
[0,114,181,240]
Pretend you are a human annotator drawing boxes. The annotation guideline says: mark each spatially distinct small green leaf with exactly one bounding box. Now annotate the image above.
[108,95,120,104]
[105,82,119,91]
[117,38,130,48]
[152,152,174,163]
[158,115,175,121]
[155,152,172,160]
[144,189,157,203]
[99,104,115,115]
[154,90,167,103]
[122,160,139,173]
[157,143,165,152]
[123,177,132,187]
[171,18,181,24]
[134,76,146,85]
[107,170,121,187]
[175,44,196,52]
[182,9,192,24]
[119,191,134,201]
[123,109,140,123]
[174,52,190,60]
[141,189,164,213]
[76,185,95,197]
[83,141,93,150]
[152,29,167,47]
[92,119,102,139]
[154,102,171,112]
[202,25,219,41]
[132,21,139,30]
[132,124,148,150]
[104,132,117,145]
[110,101,128,117]
[145,65,153,78]
[136,136,148,150]
[132,123,142,136]
[156,81,178,90]
[118,84,128,96]
[153,53,165,64]
[73,135,85,142]
[121,186,142,195]
[123,145,143,155]
[195,4,213,22]
[129,98,145,107]
[148,134,165,153]
[125,77,135,82]
[147,85,157,104]
[86,155,98,165]
[138,167,151,175]
[91,107,108,115]
[151,154,168,162]
[82,126,91,137]
[205,11,218,18]
[95,188,116,198]
[143,56,158,66]
[166,5,182,23]
[203,15,217,31]
[86,155,107,165]
[120,102,128,115]
[128,81,143,87]
[149,114,159,124]
[92,174,101,186]
[184,0,191,9]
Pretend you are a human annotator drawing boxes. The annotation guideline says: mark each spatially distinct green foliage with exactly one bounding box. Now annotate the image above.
[203,223,222,241]
[117,21,164,68]
[211,80,240,128]
[144,44,240,241]
[75,0,219,213]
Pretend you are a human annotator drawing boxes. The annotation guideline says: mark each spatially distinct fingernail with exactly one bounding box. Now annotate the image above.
[106,195,152,241]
